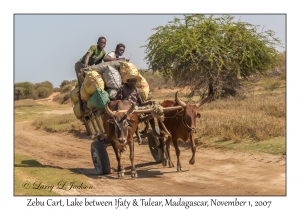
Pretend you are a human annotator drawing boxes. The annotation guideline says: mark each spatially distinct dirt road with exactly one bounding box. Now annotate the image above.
[14,118,286,196]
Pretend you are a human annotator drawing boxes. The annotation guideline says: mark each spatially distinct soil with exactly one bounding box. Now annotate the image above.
[14,93,286,196]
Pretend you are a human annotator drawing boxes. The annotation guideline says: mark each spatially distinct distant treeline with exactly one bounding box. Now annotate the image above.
[14,80,77,101]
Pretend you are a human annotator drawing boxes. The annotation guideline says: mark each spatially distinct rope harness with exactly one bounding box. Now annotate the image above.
[163,107,195,133]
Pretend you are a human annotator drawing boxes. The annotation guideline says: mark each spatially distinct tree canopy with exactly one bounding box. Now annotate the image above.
[143,14,283,97]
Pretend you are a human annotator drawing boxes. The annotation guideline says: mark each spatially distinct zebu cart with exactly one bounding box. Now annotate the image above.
[75,61,166,175]
[81,107,163,175]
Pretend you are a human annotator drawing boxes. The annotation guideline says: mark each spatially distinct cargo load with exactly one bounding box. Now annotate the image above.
[83,60,123,75]
[137,73,150,101]
[80,70,105,101]
[73,102,82,119]
[102,65,122,99]
[69,86,79,105]
[87,88,110,112]
[120,61,139,78]
[120,61,150,101]
[103,65,122,89]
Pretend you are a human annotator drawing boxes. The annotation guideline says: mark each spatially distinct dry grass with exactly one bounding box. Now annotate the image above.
[14,99,41,108]
[195,91,285,149]
[32,114,85,134]
[52,92,71,104]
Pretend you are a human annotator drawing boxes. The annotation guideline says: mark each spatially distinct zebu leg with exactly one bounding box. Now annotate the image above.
[159,136,167,166]
[128,139,138,178]
[189,133,196,165]
[111,142,124,177]
[172,136,183,171]
[166,136,175,168]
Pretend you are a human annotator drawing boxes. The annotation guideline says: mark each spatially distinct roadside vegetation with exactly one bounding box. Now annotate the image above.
[32,113,84,134]
[52,79,77,104]
[14,68,286,155]
[14,81,54,100]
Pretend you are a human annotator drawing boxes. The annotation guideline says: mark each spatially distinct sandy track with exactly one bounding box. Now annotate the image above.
[14,119,286,196]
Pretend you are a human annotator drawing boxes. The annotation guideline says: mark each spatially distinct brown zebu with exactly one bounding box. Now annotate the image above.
[158,87,213,171]
[103,100,182,177]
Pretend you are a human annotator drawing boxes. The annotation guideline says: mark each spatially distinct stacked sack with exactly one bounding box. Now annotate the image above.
[80,70,105,101]
[69,85,82,120]
[70,69,110,119]
[102,65,122,100]
[119,62,150,101]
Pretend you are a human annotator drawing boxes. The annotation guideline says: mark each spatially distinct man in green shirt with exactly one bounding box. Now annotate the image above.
[75,36,107,75]
[74,36,106,116]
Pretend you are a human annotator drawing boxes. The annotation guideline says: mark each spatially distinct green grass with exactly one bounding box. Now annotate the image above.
[14,154,92,196]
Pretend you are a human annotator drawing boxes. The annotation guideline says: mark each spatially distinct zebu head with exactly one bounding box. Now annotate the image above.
[175,90,213,133]
[105,102,136,144]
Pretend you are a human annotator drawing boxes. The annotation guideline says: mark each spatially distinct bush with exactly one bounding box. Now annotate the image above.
[36,87,51,98]
[14,87,24,100]
[60,84,74,94]
[60,80,77,90]
[14,82,37,100]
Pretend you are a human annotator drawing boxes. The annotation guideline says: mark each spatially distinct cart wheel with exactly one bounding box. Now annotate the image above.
[91,140,111,175]
[147,127,163,163]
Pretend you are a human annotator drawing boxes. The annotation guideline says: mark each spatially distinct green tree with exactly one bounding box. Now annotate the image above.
[143,14,283,97]
[36,86,50,98]
[34,80,54,98]
[14,87,24,100]
[14,82,37,99]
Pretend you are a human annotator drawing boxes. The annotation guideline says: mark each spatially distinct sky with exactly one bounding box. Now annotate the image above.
[3,0,300,209]
[14,14,286,88]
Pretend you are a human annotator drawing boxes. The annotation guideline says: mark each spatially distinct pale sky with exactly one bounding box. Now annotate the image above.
[14,14,286,88]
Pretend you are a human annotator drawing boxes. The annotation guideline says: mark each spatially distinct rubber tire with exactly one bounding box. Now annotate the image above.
[91,140,111,175]
[147,127,163,163]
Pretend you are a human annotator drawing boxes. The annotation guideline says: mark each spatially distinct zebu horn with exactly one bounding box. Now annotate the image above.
[125,102,136,117]
[162,106,183,112]
[196,95,211,108]
[105,102,115,117]
[175,91,186,108]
